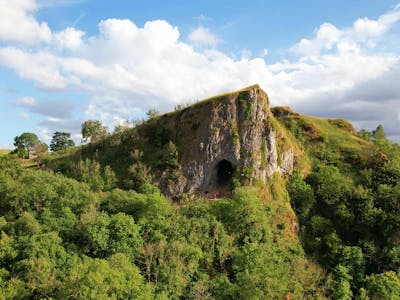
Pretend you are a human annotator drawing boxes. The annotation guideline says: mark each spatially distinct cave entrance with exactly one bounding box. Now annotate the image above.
[217,160,235,186]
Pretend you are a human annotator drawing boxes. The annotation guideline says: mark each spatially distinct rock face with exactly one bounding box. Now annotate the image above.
[157,85,294,196]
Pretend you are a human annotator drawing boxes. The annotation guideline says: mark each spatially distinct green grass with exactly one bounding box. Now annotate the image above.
[272,110,373,176]
[0,149,11,157]
[161,84,261,120]
[302,116,369,152]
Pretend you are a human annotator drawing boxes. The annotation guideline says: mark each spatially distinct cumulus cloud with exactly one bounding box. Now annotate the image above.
[0,0,52,45]
[54,27,85,50]
[1,0,400,142]
[188,26,220,47]
[0,47,69,90]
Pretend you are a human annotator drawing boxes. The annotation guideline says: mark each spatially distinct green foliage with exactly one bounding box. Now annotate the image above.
[332,264,353,300]
[146,108,160,119]
[81,120,108,143]
[260,139,267,169]
[69,158,117,192]
[238,91,252,119]
[49,131,75,152]
[113,120,132,134]
[162,141,179,169]
[162,141,181,183]
[13,132,39,158]
[278,113,400,298]
[364,271,400,300]
[358,129,372,141]
[307,165,351,205]
[372,124,386,140]
[79,211,142,258]
[125,156,153,190]
[59,254,152,299]
[0,159,333,299]
[236,165,253,185]
[103,165,117,191]
[288,170,315,220]
[358,125,387,142]
[230,121,240,145]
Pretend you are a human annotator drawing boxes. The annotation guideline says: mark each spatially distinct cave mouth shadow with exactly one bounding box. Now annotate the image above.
[217,159,235,186]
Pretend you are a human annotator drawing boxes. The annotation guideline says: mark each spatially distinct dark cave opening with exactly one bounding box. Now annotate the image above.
[217,160,235,186]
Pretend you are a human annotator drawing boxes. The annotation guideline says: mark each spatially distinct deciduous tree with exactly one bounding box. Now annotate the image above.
[81,120,108,143]
[13,132,39,158]
[50,132,75,152]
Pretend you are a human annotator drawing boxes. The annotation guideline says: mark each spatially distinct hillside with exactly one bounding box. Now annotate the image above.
[1,86,400,299]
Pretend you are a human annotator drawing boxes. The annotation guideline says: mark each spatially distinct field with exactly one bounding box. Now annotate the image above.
[0,149,11,156]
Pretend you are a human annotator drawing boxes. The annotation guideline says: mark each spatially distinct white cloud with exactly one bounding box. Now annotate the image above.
[54,27,85,50]
[0,47,69,90]
[16,97,37,107]
[0,0,52,45]
[15,96,74,118]
[293,4,400,56]
[354,18,387,38]
[188,26,220,47]
[0,0,400,141]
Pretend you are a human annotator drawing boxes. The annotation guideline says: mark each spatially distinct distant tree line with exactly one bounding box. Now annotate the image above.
[11,109,164,158]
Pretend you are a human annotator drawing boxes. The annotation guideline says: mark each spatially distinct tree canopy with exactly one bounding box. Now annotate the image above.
[81,120,108,143]
[50,132,75,152]
[13,132,39,158]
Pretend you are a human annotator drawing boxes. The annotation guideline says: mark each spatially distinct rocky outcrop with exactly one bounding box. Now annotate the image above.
[157,84,294,196]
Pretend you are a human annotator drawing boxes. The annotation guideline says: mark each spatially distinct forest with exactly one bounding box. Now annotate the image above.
[1,109,400,299]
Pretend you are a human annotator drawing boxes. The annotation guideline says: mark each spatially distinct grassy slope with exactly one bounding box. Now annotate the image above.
[303,116,368,150]
[271,110,371,167]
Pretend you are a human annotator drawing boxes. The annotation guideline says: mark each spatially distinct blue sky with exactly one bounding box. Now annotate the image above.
[1,0,400,148]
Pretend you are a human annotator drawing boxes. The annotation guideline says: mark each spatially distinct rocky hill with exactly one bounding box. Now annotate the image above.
[150,84,296,196]
[50,85,302,198]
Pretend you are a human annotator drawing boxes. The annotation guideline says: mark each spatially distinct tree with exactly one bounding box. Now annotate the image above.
[103,165,117,191]
[146,108,159,120]
[372,124,386,141]
[288,170,316,220]
[49,132,75,152]
[13,132,39,158]
[358,129,372,141]
[113,121,131,134]
[332,264,353,300]
[365,271,400,300]
[59,254,152,299]
[81,120,108,143]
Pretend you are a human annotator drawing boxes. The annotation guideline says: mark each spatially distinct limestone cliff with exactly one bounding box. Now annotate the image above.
[155,84,294,196]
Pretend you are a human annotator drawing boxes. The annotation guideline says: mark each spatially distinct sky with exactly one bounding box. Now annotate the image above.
[1,0,400,148]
